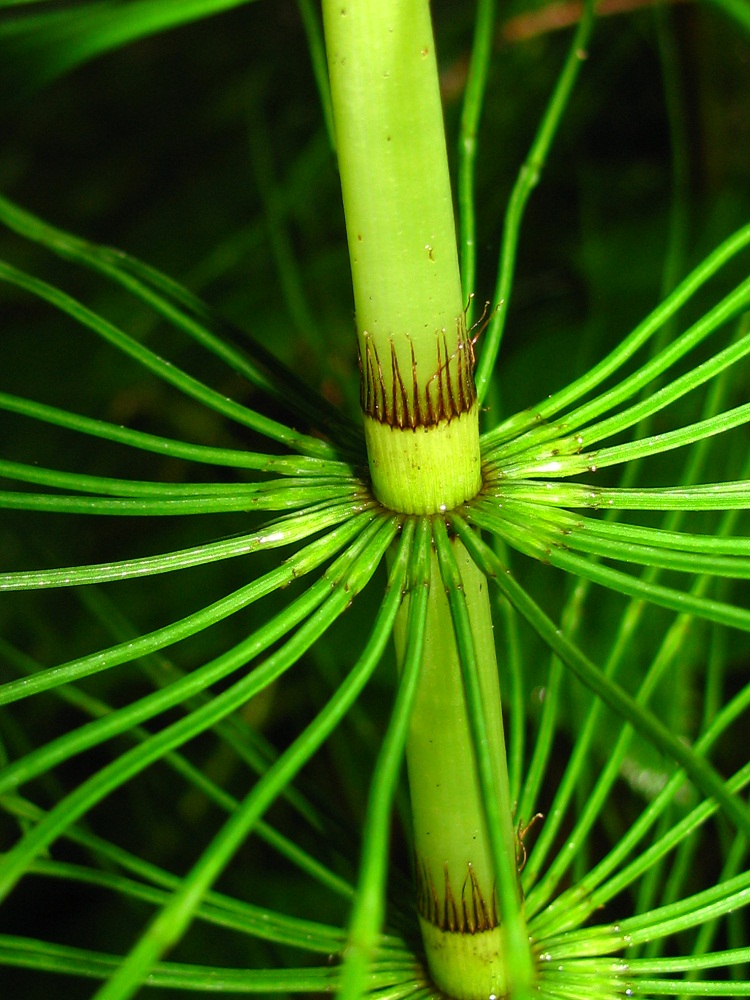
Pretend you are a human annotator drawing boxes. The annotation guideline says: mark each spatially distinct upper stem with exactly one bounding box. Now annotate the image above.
[323,0,481,514]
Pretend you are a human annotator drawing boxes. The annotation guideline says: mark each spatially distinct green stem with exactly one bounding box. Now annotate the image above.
[392,527,530,999]
[322,0,481,514]
[321,6,528,995]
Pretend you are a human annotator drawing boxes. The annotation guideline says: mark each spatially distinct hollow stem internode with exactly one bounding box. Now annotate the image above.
[323,0,481,514]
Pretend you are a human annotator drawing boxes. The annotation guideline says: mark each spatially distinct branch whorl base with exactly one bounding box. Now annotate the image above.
[415,860,510,1000]
[359,320,476,429]
[359,321,482,514]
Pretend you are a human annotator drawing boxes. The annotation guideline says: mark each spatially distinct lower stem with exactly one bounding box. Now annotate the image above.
[394,534,525,999]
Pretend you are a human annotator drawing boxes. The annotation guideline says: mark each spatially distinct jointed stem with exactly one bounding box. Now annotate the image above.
[322,3,530,995]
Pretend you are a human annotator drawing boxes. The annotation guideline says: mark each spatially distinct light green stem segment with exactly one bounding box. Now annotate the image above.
[365,410,481,515]
[323,0,481,514]
[394,537,521,1000]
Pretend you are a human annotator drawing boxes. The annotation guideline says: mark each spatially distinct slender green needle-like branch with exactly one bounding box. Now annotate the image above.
[0,259,338,459]
[0,512,377,704]
[0,519,397,802]
[339,517,424,1000]
[0,502,365,591]
[451,516,750,841]
[0,516,399,909]
[483,221,750,444]
[0,390,358,474]
[489,478,750,511]
[0,456,362,498]
[0,187,362,451]
[458,0,496,317]
[24,856,347,953]
[87,520,402,1000]
[474,0,596,401]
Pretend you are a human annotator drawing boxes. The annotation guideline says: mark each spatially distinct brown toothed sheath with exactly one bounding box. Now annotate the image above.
[322,2,533,996]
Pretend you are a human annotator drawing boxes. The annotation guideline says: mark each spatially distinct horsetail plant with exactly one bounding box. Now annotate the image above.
[0,2,749,1000]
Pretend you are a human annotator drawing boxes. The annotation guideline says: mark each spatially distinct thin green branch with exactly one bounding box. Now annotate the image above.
[486,280,750,466]
[24,857,345,953]
[474,0,596,401]
[0,500,365,591]
[458,0,496,317]
[523,524,747,909]
[0,516,398,910]
[0,456,360,499]
[0,487,367,517]
[1,793,359,946]
[566,948,750,971]
[486,398,750,480]
[0,637,343,868]
[0,0,266,97]
[433,519,534,998]
[339,517,424,1000]
[450,516,750,841]
[468,501,750,632]
[0,511,375,705]
[504,501,750,556]
[88,520,401,1000]
[483,221,750,445]
[0,932,346,992]
[491,479,750,511]
[0,391,355,474]
[297,0,336,149]
[498,595,526,807]
[0,259,339,459]
[55,584,343,841]
[537,673,750,932]
[545,869,750,958]
[474,497,750,577]
[0,191,362,452]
